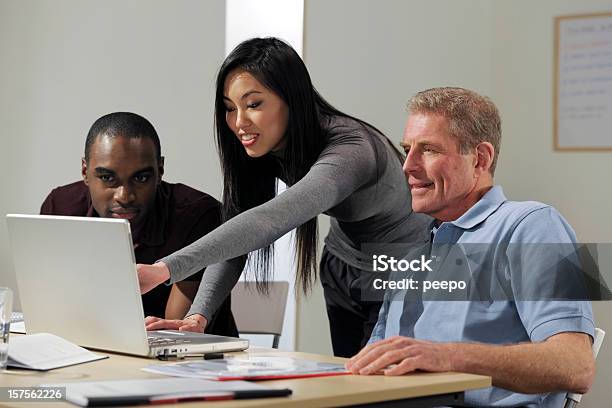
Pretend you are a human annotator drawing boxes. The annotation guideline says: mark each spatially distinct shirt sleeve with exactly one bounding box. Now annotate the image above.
[185,257,246,320]
[160,133,378,284]
[40,191,55,214]
[508,207,595,342]
[368,298,389,344]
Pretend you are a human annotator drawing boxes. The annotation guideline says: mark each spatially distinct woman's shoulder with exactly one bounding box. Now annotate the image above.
[323,114,373,134]
[321,115,400,162]
[314,115,398,180]
[322,114,384,146]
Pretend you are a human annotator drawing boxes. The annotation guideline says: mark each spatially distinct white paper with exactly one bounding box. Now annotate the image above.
[143,356,347,380]
[8,333,106,370]
[9,321,26,334]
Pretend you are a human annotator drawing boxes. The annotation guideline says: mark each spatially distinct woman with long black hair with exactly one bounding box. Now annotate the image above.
[139,37,430,357]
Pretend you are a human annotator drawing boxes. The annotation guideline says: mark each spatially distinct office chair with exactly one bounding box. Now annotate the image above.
[563,327,606,408]
[231,281,289,348]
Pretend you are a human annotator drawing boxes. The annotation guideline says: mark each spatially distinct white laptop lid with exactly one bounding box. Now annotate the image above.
[6,214,152,356]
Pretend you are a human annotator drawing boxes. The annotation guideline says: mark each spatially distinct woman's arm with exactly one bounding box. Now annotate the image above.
[160,134,378,283]
[186,257,245,321]
[145,258,245,332]
[139,133,381,331]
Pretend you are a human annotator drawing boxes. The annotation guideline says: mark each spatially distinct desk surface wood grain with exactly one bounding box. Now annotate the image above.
[1,347,491,407]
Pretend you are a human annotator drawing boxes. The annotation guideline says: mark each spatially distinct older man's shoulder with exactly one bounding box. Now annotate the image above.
[496,199,575,241]
[499,197,573,222]
[498,198,551,220]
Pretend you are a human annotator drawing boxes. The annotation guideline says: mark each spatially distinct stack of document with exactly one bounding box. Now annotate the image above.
[42,378,291,407]
[143,356,349,380]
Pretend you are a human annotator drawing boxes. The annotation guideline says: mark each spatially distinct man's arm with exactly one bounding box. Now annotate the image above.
[143,274,208,333]
[143,257,244,332]
[165,282,199,320]
[346,332,595,394]
[156,196,224,328]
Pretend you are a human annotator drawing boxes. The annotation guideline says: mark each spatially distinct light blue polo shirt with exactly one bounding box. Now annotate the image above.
[369,186,595,408]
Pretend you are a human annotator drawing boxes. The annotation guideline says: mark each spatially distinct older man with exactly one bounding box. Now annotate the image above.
[347,88,595,407]
[41,112,237,336]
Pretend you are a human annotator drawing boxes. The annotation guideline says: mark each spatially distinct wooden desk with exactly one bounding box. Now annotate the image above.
[1,348,490,407]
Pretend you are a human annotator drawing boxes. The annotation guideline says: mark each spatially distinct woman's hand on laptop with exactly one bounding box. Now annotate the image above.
[137,262,170,294]
[144,314,208,333]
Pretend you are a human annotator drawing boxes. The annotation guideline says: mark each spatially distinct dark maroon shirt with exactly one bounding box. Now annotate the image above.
[40,180,237,337]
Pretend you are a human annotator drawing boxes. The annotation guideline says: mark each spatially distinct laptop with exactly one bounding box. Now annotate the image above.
[6,214,249,358]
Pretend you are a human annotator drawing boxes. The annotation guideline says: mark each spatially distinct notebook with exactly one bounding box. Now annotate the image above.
[8,333,106,370]
[41,378,291,407]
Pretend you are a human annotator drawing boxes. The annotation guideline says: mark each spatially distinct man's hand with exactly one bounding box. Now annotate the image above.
[346,336,455,376]
[145,314,208,333]
[137,262,170,294]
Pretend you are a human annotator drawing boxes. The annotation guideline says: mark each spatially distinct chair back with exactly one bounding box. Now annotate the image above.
[231,281,289,348]
[564,327,606,408]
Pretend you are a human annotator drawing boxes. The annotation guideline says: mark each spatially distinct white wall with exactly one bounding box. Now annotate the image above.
[225,0,304,351]
[304,0,494,144]
[491,2,612,407]
[0,0,225,305]
[2,1,611,404]
[302,2,612,406]
[225,0,304,56]
[300,0,495,355]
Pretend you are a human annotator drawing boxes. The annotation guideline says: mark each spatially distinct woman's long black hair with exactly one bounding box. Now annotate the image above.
[215,37,402,293]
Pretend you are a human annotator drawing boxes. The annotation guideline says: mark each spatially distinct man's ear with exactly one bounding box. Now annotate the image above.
[158,156,165,182]
[474,142,495,175]
[81,158,89,185]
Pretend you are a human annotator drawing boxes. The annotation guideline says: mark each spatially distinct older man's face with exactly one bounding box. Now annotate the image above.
[401,113,479,222]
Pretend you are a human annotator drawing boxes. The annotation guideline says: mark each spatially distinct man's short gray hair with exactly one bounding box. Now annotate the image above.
[407,87,501,175]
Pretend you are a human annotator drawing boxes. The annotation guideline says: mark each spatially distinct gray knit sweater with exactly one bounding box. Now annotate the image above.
[160,115,431,319]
